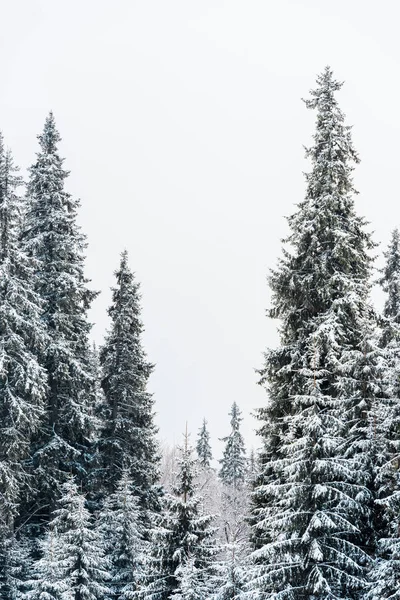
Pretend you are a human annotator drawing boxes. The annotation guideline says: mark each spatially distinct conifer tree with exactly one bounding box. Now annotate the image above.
[97,470,145,600]
[0,134,47,547]
[196,418,212,468]
[248,67,376,599]
[367,230,400,598]
[219,403,246,489]
[20,113,97,528]
[31,480,110,600]
[142,433,216,600]
[212,543,246,600]
[97,250,159,513]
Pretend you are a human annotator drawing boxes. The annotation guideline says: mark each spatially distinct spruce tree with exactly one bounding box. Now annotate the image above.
[219,403,246,489]
[31,480,110,600]
[142,433,217,600]
[196,418,212,468]
[248,67,376,599]
[0,133,47,565]
[366,231,400,599]
[97,470,145,600]
[97,250,159,513]
[20,113,97,529]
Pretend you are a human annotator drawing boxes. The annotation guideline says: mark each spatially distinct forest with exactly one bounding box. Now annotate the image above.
[1,66,400,600]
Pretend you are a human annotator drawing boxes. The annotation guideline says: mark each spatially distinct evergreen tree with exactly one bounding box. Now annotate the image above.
[248,67,376,599]
[212,543,246,600]
[141,433,216,600]
[97,250,159,513]
[0,133,47,564]
[219,403,246,489]
[196,418,212,468]
[31,480,110,600]
[20,113,98,529]
[170,558,210,600]
[97,470,145,600]
[366,231,400,598]
[1,536,33,600]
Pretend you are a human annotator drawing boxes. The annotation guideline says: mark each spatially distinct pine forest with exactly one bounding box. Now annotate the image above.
[1,67,400,600]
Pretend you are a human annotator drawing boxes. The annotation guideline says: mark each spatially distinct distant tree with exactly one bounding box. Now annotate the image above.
[219,403,246,489]
[142,432,217,600]
[97,251,160,517]
[196,419,212,468]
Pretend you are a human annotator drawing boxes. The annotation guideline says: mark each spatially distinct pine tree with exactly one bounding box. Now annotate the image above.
[31,480,110,600]
[97,470,145,600]
[212,543,246,600]
[219,403,246,489]
[97,250,159,513]
[170,558,210,600]
[0,133,47,560]
[196,418,212,468]
[248,67,376,599]
[19,113,98,529]
[366,231,400,599]
[1,535,33,600]
[141,433,217,600]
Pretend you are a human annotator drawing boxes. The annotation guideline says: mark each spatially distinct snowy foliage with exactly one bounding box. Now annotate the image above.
[196,419,212,468]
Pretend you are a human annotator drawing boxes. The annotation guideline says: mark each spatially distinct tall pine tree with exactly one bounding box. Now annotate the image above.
[19,113,98,530]
[0,134,48,594]
[248,67,377,599]
[97,250,159,514]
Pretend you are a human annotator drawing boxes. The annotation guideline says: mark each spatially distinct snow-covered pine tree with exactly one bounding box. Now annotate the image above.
[97,250,159,514]
[19,113,98,529]
[196,418,212,468]
[170,557,211,600]
[1,535,33,600]
[212,542,246,600]
[96,470,145,600]
[0,134,47,582]
[248,67,377,599]
[219,403,246,489]
[141,432,217,600]
[366,230,400,599]
[31,479,110,600]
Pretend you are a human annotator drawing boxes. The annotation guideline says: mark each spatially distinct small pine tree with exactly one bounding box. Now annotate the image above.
[97,470,145,599]
[97,251,159,515]
[219,403,246,489]
[20,113,98,530]
[212,543,246,600]
[142,432,217,600]
[196,419,212,468]
[31,480,110,600]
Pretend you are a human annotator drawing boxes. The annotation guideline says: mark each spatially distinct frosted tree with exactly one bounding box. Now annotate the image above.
[0,134,47,547]
[0,536,33,600]
[170,558,210,600]
[20,113,98,529]
[212,543,247,600]
[248,67,377,599]
[31,479,110,600]
[219,403,246,489]
[97,250,159,514]
[97,470,145,599]
[196,418,212,468]
[141,432,217,600]
[366,230,400,598]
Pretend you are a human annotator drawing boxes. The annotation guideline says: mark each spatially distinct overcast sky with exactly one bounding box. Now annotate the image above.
[0,0,399,457]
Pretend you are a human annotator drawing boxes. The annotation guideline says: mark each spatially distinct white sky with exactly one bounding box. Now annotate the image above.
[0,0,398,458]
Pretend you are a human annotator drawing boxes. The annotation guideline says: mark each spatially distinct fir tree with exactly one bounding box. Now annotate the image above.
[0,134,47,551]
[212,543,246,600]
[219,403,246,489]
[196,418,212,468]
[31,480,110,600]
[97,250,159,513]
[19,113,98,529]
[366,230,400,598]
[141,433,217,600]
[97,470,145,600]
[248,67,376,599]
